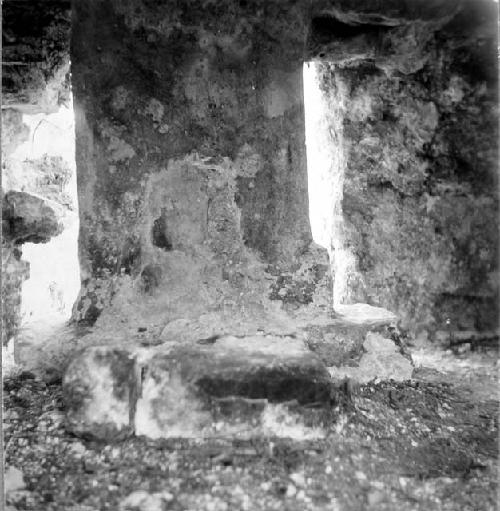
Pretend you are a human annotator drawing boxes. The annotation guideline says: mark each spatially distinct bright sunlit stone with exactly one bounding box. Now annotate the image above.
[303,61,355,308]
[9,94,81,339]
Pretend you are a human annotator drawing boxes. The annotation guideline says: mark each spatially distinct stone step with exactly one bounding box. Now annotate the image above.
[301,304,399,367]
[62,335,338,442]
[332,303,397,327]
[328,332,414,384]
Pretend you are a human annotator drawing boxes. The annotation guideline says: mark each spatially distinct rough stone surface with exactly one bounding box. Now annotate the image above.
[2,0,71,113]
[309,0,498,335]
[67,0,497,340]
[3,0,496,377]
[2,190,64,244]
[302,304,399,366]
[304,323,370,367]
[1,247,30,345]
[328,332,414,384]
[70,0,330,334]
[308,0,495,72]
[62,336,335,440]
[62,347,138,441]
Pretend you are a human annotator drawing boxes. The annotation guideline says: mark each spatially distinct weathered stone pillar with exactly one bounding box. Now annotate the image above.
[306,0,499,334]
[71,0,330,333]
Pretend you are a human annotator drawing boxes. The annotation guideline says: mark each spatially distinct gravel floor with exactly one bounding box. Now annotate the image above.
[3,348,498,511]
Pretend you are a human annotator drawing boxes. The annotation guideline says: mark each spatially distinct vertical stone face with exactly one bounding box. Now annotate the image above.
[63,347,138,440]
[308,0,499,334]
[2,0,77,355]
[1,247,30,345]
[71,0,330,328]
[1,0,71,112]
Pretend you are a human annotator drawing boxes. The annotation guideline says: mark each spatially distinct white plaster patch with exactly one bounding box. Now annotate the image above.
[84,354,130,429]
[134,366,211,439]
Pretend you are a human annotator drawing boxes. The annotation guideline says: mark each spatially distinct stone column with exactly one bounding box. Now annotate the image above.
[71,0,330,332]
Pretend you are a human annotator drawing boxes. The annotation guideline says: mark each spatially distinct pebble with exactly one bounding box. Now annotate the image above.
[69,441,87,457]
[289,472,305,487]
[367,489,385,506]
[355,470,367,481]
[84,460,101,473]
[286,484,297,497]
[206,500,228,511]
[4,410,19,420]
[119,490,174,511]
[43,410,65,423]
[5,466,25,492]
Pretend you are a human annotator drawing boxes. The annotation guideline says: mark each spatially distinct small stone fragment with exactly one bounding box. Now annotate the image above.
[2,190,63,244]
[62,347,138,441]
[119,490,173,511]
[367,489,385,506]
[260,482,272,491]
[355,470,367,481]
[289,472,306,487]
[5,466,25,492]
[329,332,413,384]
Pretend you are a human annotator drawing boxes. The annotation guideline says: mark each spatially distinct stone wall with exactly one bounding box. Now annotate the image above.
[3,0,496,345]
[309,0,498,335]
[2,0,70,113]
[71,0,332,335]
[71,0,498,339]
[1,0,75,348]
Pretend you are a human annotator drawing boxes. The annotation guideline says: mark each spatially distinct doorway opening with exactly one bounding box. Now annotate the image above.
[5,93,80,351]
[303,60,355,309]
